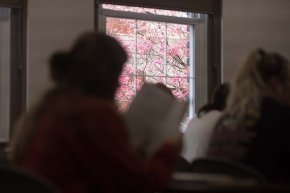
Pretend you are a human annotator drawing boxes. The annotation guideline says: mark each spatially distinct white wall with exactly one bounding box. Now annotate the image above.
[27,0,94,106]
[223,0,290,82]
[26,0,290,105]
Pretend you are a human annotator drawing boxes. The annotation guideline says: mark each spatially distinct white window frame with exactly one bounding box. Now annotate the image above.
[98,7,207,118]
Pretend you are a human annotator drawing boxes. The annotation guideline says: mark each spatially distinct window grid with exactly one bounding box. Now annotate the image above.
[105,14,193,111]
[97,0,222,117]
[99,4,208,114]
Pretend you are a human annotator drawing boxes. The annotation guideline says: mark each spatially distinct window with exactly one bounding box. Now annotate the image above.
[0,0,26,142]
[0,7,11,141]
[95,0,221,118]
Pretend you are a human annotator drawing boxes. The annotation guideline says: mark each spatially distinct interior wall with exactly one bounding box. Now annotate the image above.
[222,0,290,82]
[27,0,94,107]
[26,0,290,105]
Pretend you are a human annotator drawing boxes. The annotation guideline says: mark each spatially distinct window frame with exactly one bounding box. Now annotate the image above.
[0,0,23,8]
[0,0,27,143]
[95,0,222,112]
[98,7,204,117]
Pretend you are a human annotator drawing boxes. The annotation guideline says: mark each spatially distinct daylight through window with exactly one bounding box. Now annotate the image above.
[98,4,208,118]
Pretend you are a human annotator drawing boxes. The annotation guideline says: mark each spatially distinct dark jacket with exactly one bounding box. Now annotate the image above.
[243,97,290,183]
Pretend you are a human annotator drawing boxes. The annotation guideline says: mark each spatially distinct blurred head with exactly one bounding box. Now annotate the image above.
[49,32,128,100]
[211,82,230,110]
[258,50,290,104]
[226,48,290,124]
[197,82,230,117]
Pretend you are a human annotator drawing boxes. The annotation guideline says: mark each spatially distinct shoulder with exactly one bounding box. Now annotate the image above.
[54,94,118,114]
[185,110,222,133]
[203,110,222,120]
[44,94,123,129]
[50,94,127,137]
[197,110,222,126]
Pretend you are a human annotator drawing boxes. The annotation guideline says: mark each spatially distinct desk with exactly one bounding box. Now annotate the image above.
[158,173,290,193]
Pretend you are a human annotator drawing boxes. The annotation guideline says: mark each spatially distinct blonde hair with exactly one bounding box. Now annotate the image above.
[225,49,289,127]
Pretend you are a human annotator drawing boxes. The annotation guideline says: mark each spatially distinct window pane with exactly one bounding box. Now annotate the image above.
[106,15,191,111]
[166,23,190,78]
[166,77,189,100]
[100,3,213,120]
[116,74,136,111]
[0,7,11,142]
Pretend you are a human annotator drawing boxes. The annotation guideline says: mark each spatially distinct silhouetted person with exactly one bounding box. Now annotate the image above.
[9,32,180,193]
[181,83,230,162]
[208,48,290,183]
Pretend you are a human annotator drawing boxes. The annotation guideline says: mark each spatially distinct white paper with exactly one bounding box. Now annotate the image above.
[124,83,188,156]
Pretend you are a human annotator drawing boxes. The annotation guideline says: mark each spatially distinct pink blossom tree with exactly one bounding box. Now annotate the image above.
[105,6,191,111]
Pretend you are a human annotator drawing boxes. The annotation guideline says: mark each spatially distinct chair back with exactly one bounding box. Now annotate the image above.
[191,157,266,183]
[0,166,59,193]
[0,148,10,166]
[174,156,192,172]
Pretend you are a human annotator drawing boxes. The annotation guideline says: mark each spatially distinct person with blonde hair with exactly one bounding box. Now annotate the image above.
[208,48,290,182]
[9,32,180,193]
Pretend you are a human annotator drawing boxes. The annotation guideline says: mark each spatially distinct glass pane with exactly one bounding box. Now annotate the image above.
[0,7,11,142]
[166,23,190,78]
[102,4,199,19]
[105,14,192,112]
[137,20,165,76]
[145,76,165,85]
[166,77,189,101]
[116,74,136,111]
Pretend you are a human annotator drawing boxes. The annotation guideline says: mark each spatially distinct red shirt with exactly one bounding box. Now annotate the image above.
[19,94,178,193]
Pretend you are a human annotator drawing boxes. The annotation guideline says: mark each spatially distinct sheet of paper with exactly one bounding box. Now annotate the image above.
[124,83,188,156]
